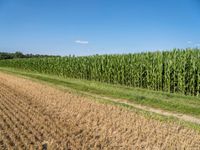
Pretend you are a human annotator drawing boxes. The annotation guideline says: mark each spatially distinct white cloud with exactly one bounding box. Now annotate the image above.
[187,41,192,44]
[75,40,89,44]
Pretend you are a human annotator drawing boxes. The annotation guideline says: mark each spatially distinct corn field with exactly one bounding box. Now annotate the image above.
[0,48,200,96]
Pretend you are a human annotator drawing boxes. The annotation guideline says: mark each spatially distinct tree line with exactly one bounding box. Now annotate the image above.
[0,51,60,60]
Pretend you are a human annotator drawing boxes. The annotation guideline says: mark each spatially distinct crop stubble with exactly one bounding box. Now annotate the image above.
[0,72,200,149]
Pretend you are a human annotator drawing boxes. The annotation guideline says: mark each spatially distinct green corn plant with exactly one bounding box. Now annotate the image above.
[0,48,200,96]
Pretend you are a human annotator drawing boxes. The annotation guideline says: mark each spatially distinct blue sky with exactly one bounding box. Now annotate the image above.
[0,0,200,56]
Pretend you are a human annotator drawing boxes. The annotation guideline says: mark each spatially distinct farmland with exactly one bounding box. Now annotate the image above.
[0,72,200,149]
[1,49,200,149]
[0,49,199,96]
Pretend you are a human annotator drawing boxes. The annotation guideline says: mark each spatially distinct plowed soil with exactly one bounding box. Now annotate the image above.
[0,72,200,149]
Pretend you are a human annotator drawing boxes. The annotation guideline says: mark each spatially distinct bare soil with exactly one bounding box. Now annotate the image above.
[0,72,200,149]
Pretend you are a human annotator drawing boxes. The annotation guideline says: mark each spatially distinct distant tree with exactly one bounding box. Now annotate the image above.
[0,51,60,60]
[0,52,14,59]
[14,51,25,58]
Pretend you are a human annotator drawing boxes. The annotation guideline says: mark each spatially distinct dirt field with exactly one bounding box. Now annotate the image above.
[0,72,200,149]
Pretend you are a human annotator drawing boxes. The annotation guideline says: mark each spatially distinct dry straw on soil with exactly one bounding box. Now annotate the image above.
[0,72,200,149]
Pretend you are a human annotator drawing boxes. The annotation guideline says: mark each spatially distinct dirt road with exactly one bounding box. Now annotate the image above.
[0,72,200,149]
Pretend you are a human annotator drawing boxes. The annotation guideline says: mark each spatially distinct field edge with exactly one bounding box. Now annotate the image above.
[0,67,200,132]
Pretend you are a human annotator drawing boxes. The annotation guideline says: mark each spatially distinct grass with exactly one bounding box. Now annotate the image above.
[1,67,200,131]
